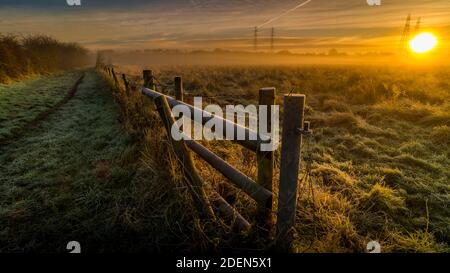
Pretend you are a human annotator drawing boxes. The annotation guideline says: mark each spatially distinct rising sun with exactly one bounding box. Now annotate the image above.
[409,32,438,54]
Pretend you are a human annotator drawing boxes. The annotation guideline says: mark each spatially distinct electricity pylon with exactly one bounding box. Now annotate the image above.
[399,14,411,53]
[414,17,421,34]
[270,27,275,52]
[253,26,258,51]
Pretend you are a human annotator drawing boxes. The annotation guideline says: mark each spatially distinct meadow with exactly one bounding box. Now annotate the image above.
[109,64,450,252]
[1,62,448,252]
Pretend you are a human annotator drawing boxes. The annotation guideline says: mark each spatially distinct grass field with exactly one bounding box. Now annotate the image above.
[1,65,448,253]
[111,65,450,252]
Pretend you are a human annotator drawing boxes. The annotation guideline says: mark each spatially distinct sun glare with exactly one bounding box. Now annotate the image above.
[409,32,438,54]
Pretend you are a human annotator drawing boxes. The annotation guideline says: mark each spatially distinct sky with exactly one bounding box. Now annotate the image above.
[0,0,449,53]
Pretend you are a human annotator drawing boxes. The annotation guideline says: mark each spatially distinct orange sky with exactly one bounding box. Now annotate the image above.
[0,0,449,55]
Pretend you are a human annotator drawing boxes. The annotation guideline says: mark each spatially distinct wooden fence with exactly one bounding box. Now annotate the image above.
[100,65,311,251]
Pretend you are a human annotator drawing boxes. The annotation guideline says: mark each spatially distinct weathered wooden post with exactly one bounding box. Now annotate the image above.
[174,76,184,102]
[256,87,276,232]
[276,94,306,251]
[143,70,156,90]
[154,95,215,220]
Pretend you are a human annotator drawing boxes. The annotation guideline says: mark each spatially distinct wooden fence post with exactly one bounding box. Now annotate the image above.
[256,87,276,232]
[174,76,184,102]
[143,70,155,90]
[154,95,215,220]
[276,94,306,251]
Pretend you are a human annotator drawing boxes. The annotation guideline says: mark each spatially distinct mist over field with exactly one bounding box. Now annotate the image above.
[97,49,450,68]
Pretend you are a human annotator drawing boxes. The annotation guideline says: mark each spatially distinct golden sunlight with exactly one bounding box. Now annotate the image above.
[409,32,438,54]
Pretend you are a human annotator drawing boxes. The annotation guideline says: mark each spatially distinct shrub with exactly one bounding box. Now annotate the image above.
[0,34,88,83]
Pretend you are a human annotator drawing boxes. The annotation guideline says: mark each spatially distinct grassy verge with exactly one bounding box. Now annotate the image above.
[0,70,188,252]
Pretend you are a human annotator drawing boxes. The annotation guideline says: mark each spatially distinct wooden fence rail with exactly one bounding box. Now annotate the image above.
[141,86,266,151]
[99,65,311,251]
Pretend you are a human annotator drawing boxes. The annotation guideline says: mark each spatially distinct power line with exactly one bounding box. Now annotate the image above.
[257,0,313,29]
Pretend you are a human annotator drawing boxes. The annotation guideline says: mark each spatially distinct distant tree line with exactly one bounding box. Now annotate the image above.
[0,34,89,83]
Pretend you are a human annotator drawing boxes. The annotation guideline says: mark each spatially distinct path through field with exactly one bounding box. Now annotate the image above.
[0,70,140,252]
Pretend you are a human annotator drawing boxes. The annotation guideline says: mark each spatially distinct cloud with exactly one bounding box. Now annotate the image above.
[1,0,450,52]
[258,0,313,28]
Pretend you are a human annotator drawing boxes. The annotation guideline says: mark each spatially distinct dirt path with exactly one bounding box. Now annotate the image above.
[0,74,85,146]
[0,70,84,144]
[0,69,136,252]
